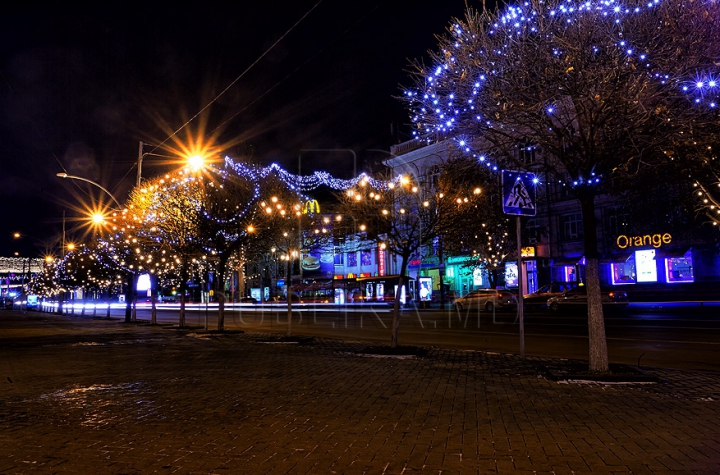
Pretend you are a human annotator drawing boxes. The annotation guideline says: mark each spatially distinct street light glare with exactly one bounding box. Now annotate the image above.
[92,213,106,224]
[188,155,204,171]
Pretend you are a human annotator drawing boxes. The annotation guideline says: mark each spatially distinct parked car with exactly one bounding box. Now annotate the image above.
[453,289,518,312]
[523,283,578,309]
[546,285,629,311]
[239,296,259,304]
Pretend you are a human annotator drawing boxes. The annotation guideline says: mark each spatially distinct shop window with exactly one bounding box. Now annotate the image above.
[610,255,636,285]
[562,266,577,282]
[665,255,694,283]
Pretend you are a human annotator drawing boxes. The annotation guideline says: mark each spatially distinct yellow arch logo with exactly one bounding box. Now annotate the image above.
[302,199,321,215]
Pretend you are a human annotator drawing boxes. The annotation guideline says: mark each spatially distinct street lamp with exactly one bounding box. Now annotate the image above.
[137,141,207,186]
[56,173,122,208]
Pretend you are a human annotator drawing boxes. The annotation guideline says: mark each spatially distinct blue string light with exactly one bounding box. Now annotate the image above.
[404,0,719,188]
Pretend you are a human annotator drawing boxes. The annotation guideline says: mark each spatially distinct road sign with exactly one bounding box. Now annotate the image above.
[502,170,536,216]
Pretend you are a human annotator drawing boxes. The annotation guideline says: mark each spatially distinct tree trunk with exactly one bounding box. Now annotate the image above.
[390,250,410,348]
[287,260,293,337]
[179,266,188,328]
[124,273,134,323]
[578,192,609,373]
[150,274,157,325]
[217,255,229,332]
[56,291,63,315]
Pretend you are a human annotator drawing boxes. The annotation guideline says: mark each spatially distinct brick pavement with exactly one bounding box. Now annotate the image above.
[1,312,719,474]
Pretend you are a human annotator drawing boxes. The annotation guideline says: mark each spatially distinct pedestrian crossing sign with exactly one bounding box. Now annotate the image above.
[502,170,537,216]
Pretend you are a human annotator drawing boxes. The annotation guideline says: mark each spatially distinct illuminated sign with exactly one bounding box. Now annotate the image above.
[447,255,470,264]
[378,246,386,276]
[301,199,321,214]
[617,233,671,249]
[521,247,535,257]
[473,268,484,286]
[419,277,433,301]
[136,273,151,291]
[636,249,658,282]
[505,262,518,287]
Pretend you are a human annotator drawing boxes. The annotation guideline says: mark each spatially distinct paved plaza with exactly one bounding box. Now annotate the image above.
[1,311,719,474]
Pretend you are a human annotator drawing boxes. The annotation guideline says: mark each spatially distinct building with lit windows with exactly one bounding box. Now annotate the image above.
[384,137,720,300]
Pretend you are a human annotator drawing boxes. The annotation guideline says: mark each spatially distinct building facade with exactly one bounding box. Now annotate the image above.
[383,137,720,300]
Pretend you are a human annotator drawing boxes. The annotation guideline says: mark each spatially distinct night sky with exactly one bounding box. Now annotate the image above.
[0,1,474,257]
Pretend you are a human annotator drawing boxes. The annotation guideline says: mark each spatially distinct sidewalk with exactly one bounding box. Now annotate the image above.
[1,311,719,474]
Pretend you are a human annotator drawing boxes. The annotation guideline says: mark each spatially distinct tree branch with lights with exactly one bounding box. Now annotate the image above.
[402,0,720,372]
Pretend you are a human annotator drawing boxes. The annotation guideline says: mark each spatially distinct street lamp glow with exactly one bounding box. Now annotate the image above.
[92,213,106,224]
[188,155,204,171]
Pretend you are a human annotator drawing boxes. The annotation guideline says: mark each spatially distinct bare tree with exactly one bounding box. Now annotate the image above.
[336,164,489,347]
[403,0,720,372]
[438,158,516,290]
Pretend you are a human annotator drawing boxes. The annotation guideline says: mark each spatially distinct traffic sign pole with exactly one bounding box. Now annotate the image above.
[517,215,525,359]
[502,170,536,359]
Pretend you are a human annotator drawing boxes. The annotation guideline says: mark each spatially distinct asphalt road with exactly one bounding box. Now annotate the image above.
[37,302,720,373]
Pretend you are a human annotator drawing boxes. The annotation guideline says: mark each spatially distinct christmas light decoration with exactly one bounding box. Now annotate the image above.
[404,0,720,187]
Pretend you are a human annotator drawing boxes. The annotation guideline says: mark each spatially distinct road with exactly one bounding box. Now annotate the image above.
[39,301,720,372]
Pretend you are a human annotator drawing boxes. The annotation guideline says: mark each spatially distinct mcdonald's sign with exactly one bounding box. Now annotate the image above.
[302,199,321,214]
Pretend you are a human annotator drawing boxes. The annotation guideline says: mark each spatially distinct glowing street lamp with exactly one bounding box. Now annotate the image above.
[187,154,205,171]
[91,212,106,225]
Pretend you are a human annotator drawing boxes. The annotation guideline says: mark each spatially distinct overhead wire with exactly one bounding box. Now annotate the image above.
[148,0,325,154]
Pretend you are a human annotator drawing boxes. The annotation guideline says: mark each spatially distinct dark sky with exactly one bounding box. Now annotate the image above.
[0,1,473,257]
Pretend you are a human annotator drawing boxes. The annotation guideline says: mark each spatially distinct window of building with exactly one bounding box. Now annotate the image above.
[561,213,584,240]
[525,218,543,244]
[518,140,536,165]
[426,165,440,189]
[606,208,629,236]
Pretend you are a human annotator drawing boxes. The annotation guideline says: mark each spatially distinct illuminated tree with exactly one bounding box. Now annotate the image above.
[249,174,332,336]
[404,0,720,372]
[27,257,61,300]
[194,162,260,331]
[54,243,122,316]
[338,164,487,347]
[124,169,208,327]
[437,157,515,289]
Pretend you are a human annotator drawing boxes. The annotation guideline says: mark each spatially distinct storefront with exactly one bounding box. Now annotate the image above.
[443,256,488,297]
[606,248,694,285]
[604,232,695,285]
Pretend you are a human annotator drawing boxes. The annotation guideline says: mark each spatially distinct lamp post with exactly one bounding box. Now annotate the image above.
[56,173,122,208]
[137,141,204,187]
